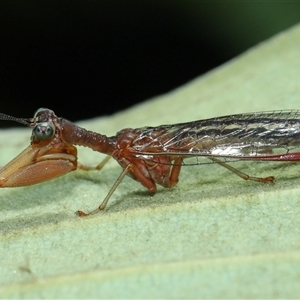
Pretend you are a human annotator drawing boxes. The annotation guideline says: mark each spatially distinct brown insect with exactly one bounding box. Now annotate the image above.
[1,108,299,216]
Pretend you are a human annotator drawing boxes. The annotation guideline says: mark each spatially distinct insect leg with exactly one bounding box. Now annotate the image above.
[208,157,275,183]
[76,163,132,217]
[160,157,183,188]
[77,156,111,171]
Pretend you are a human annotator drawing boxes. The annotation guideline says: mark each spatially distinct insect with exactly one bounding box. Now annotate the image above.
[0,108,300,216]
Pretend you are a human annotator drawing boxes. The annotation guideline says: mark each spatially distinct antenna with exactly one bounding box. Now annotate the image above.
[0,113,31,126]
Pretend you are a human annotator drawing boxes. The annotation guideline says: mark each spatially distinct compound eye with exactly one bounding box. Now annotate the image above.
[33,122,55,140]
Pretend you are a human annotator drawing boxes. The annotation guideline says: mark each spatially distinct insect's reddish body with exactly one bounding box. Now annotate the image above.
[1,108,300,216]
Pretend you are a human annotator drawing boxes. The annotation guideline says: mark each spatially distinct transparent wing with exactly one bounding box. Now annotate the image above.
[129,110,300,164]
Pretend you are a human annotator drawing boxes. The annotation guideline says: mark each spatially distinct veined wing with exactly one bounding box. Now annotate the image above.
[130,110,300,158]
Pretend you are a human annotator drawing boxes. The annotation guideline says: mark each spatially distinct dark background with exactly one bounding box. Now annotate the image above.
[1,1,300,127]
